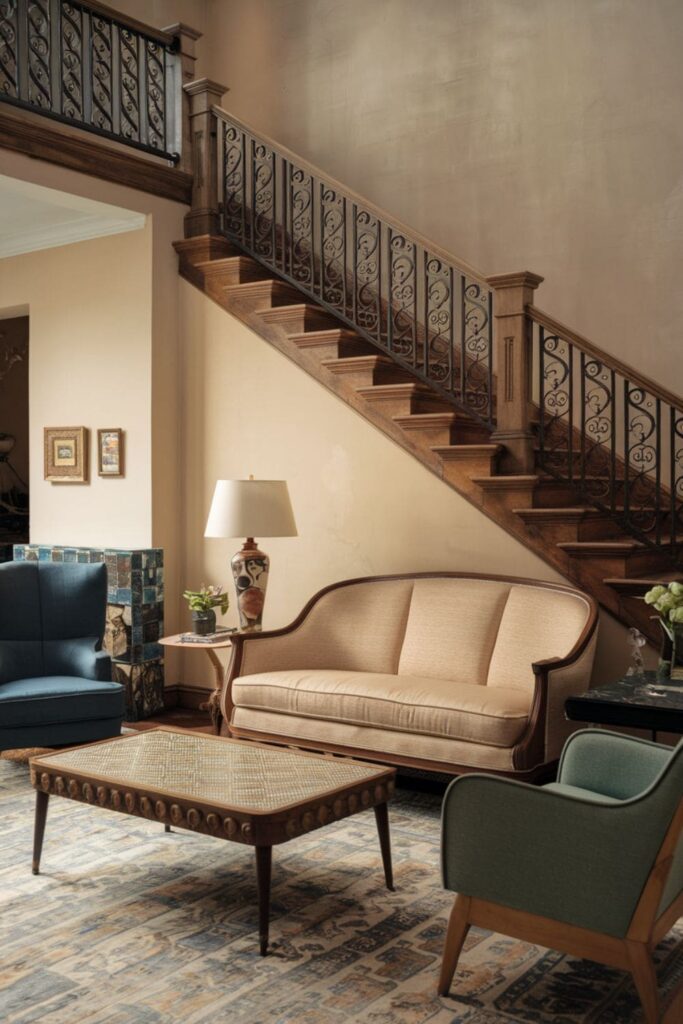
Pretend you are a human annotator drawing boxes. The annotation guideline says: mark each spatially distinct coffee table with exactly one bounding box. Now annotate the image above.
[29,727,396,954]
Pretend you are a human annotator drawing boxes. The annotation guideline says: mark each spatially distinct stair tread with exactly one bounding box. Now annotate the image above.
[432,444,502,455]
[513,507,608,518]
[196,256,256,270]
[321,355,392,369]
[289,329,361,343]
[558,539,647,552]
[471,475,539,485]
[356,382,430,396]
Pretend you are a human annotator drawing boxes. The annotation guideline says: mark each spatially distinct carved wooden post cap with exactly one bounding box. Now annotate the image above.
[162,22,203,54]
[183,77,230,109]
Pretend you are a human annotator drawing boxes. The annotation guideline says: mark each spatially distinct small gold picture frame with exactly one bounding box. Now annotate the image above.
[98,428,124,477]
[44,427,89,483]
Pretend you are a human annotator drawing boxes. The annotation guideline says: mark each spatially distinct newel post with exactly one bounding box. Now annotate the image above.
[163,23,202,176]
[487,271,544,474]
[183,78,229,238]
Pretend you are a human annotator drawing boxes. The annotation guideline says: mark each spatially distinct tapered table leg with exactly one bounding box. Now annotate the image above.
[255,845,272,956]
[374,802,394,890]
[32,791,49,875]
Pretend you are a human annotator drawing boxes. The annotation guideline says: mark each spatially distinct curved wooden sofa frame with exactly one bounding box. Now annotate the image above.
[221,572,599,782]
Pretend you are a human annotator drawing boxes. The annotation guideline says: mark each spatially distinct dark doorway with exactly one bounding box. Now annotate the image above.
[0,315,29,561]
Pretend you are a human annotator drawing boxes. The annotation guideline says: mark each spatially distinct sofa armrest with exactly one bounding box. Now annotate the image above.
[557,729,673,799]
[441,773,663,938]
[512,611,599,772]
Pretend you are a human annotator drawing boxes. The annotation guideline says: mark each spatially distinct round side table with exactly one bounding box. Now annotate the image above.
[159,633,234,734]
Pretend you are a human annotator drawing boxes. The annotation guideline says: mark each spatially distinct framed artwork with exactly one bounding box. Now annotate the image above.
[98,428,124,477]
[44,427,89,483]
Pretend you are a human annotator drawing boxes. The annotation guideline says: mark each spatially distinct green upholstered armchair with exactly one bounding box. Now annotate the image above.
[439,729,683,1023]
[0,561,125,751]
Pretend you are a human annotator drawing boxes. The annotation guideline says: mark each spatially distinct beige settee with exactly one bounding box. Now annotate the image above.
[222,573,599,780]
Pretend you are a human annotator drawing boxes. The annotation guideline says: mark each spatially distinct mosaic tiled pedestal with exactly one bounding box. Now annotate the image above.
[13,545,164,721]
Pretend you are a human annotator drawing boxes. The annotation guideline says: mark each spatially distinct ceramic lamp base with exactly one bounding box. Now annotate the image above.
[231,538,269,632]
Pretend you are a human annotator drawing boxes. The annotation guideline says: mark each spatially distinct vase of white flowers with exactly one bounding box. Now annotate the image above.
[643,582,683,679]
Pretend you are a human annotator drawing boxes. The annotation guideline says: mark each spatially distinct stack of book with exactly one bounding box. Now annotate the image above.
[179,626,237,644]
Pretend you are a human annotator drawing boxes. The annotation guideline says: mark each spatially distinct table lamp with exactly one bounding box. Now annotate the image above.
[204,477,297,632]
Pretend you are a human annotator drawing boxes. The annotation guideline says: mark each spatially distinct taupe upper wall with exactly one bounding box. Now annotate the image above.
[109,0,683,391]
[198,0,683,391]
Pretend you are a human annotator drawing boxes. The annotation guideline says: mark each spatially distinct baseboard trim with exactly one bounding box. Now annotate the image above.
[164,684,212,711]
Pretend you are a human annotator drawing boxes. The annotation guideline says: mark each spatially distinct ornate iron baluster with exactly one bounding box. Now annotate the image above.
[118,27,139,142]
[251,139,276,264]
[0,0,19,99]
[145,38,164,151]
[387,230,417,362]
[222,122,247,246]
[27,0,51,109]
[353,206,381,342]
[320,184,346,314]
[462,278,492,420]
[580,354,615,511]
[90,13,112,132]
[61,3,83,122]
[539,329,572,478]
[424,254,453,387]
[672,409,683,560]
[287,163,314,289]
[624,383,660,539]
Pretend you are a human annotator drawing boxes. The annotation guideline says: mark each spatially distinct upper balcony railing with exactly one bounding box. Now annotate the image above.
[0,0,181,162]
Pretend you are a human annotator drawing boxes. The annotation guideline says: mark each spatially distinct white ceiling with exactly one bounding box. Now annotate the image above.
[0,174,145,259]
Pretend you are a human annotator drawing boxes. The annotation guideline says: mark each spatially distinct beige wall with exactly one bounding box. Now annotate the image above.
[178,280,643,689]
[0,150,186,662]
[201,0,683,394]
[0,228,153,548]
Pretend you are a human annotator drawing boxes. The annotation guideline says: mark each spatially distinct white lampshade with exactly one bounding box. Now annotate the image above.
[204,479,298,539]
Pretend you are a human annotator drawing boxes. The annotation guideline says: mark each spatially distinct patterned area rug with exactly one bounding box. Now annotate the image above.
[1,759,681,1023]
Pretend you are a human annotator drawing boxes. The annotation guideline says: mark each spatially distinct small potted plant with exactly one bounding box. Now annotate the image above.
[183,584,229,636]
[643,581,683,678]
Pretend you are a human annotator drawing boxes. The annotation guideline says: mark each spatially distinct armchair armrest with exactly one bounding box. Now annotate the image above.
[441,773,665,938]
[557,729,673,800]
[92,650,112,682]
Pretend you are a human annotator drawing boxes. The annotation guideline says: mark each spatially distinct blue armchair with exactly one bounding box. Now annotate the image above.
[0,561,125,751]
[439,729,683,1023]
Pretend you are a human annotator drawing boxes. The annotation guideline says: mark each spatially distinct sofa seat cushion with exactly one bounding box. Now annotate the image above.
[0,676,125,728]
[232,670,532,747]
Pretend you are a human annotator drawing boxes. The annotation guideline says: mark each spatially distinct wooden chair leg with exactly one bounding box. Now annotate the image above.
[626,940,660,1024]
[438,894,471,997]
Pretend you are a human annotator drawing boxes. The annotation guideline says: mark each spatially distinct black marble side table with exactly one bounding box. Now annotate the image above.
[565,671,683,740]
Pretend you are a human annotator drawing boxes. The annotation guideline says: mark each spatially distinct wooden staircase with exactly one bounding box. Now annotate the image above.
[174,234,680,645]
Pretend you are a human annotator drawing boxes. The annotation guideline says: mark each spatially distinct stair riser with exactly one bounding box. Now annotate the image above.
[327,364,413,390]
[224,282,302,310]
[201,260,269,287]
[259,308,338,333]
[441,456,499,481]
[479,486,537,512]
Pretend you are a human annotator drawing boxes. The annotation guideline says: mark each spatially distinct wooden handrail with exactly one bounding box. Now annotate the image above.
[71,0,177,47]
[529,305,683,413]
[211,104,489,287]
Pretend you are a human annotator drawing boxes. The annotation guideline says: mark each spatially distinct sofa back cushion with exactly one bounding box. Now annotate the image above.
[0,562,43,684]
[397,577,592,696]
[239,578,414,676]
[397,578,512,684]
[0,561,107,684]
[486,584,593,694]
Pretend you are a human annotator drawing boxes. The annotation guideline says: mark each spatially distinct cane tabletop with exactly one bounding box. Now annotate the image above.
[30,727,392,815]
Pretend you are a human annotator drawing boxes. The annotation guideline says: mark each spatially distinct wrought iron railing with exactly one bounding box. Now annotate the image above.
[214,108,495,427]
[0,0,181,161]
[532,307,683,562]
